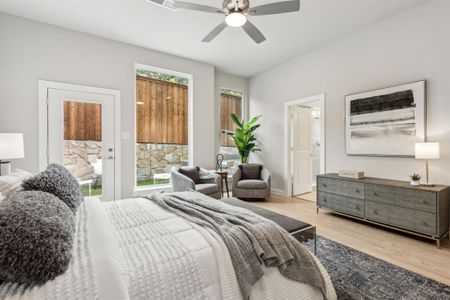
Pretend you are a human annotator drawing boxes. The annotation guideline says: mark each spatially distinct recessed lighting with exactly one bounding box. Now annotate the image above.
[226,12,247,27]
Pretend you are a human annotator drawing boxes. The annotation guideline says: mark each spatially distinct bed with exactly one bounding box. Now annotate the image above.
[1,195,336,300]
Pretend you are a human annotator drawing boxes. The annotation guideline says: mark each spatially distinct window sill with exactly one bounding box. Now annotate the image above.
[133,184,172,197]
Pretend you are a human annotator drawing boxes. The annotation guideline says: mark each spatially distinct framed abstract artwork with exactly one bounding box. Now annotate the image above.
[345,80,426,157]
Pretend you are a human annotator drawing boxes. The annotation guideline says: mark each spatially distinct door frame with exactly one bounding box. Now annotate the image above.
[38,80,121,199]
[284,94,326,197]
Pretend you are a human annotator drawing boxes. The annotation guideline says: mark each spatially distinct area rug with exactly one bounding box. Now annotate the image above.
[303,236,450,300]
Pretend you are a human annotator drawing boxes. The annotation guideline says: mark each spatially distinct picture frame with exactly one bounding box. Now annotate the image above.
[345,80,426,157]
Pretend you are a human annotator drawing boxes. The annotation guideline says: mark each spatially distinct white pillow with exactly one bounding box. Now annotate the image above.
[0,169,33,198]
[0,192,4,203]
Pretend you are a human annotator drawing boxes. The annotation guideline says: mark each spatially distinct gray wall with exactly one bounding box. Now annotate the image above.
[249,0,450,193]
[0,13,245,198]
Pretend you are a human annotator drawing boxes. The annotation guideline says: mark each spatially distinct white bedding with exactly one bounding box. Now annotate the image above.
[1,196,335,300]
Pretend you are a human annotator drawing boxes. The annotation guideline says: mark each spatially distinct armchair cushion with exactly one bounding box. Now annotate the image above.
[178,166,201,184]
[236,179,266,189]
[239,164,263,180]
[196,183,220,195]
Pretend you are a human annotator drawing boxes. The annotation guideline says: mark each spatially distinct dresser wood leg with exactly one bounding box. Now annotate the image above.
[316,207,319,214]
[436,238,441,249]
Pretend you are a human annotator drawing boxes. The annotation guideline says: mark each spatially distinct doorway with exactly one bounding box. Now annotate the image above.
[39,81,121,201]
[284,94,325,198]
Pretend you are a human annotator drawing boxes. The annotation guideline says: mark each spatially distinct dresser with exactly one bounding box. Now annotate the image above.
[316,173,449,248]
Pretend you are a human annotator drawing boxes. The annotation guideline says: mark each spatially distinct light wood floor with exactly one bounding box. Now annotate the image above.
[251,193,450,286]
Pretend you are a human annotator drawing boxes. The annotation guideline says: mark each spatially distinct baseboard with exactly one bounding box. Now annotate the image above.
[271,188,286,197]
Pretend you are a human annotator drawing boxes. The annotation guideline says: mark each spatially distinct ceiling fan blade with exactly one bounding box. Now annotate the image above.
[202,22,227,42]
[174,1,223,13]
[242,21,266,44]
[249,0,300,16]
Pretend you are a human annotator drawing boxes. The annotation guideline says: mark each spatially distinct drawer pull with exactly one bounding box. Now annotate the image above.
[322,184,327,188]
[323,198,327,202]
[354,188,360,193]
[372,192,378,197]
[373,209,378,215]
[419,199,427,204]
[422,220,429,226]
[356,205,360,210]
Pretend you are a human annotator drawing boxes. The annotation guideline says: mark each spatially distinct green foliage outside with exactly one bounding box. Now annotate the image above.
[221,89,243,98]
[136,69,189,86]
[81,178,169,197]
[137,178,170,186]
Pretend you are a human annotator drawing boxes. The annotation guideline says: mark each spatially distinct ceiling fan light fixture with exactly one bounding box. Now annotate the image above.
[225,12,247,27]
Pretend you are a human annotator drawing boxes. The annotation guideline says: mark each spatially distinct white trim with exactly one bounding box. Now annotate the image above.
[284,94,326,198]
[133,64,194,193]
[271,188,285,197]
[38,80,122,199]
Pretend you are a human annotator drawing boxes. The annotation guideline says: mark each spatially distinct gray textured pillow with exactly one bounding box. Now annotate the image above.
[0,191,75,286]
[239,164,263,180]
[22,164,83,214]
[179,166,201,184]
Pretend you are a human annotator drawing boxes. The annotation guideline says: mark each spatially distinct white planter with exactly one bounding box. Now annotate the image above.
[410,180,420,186]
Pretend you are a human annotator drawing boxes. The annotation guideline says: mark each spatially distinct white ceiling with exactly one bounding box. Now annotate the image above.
[0,0,428,77]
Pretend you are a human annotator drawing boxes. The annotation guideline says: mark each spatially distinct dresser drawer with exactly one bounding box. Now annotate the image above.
[317,177,364,199]
[365,184,436,213]
[365,201,436,236]
[317,192,364,218]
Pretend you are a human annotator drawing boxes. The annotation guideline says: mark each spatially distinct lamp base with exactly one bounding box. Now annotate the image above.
[0,161,11,176]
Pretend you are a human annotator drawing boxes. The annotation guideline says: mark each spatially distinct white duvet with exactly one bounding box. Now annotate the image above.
[2,197,336,300]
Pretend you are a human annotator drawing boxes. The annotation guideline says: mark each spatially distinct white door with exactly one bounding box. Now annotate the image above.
[292,105,312,195]
[47,88,116,200]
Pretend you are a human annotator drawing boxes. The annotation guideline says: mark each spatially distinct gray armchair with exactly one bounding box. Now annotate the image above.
[232,164,271,199]
[171,166,222,199]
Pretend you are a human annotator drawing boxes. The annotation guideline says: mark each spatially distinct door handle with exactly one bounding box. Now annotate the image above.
[107,156,114,160]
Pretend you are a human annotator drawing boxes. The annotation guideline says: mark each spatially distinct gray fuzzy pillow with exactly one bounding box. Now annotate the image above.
[179,166,201,184]
[22,164,83,214]
[0,191,75,286]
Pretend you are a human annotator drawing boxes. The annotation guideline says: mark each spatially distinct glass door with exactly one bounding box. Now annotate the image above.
[47,89,116,200]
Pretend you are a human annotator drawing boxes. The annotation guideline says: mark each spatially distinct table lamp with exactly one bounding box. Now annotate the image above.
[0,133,25,176]
[415,142,440,186]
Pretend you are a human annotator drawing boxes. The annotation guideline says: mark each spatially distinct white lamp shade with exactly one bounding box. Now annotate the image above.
[415,142,440,159]
[0,133,25,160]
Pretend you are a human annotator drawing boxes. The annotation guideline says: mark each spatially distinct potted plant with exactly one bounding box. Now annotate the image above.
[410,173,421,186]
[226,113,262,164]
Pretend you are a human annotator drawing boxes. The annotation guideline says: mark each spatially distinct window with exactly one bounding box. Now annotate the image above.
[219,88,244,172]
[135,66,191,188]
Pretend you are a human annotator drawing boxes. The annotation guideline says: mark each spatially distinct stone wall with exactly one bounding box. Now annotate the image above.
[64,140,102,180]
[137,143,189,180]
[63,141,188,182]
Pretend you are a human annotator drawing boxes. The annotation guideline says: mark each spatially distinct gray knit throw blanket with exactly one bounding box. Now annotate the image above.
[146,192,327,300]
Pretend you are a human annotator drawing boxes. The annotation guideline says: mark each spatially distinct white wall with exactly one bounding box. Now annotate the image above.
[0,13,245,198]
[249,0,450,193]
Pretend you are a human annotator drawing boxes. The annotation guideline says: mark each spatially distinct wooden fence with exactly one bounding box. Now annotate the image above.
[64,101,102,141]
[63,77,242,146]
[221,94,242,147]
[136,76,188,144]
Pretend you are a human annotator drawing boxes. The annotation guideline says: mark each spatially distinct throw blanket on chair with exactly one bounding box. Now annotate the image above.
[146,191,329,300]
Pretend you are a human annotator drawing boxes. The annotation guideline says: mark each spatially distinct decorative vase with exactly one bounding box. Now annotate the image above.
[410,180,420,187]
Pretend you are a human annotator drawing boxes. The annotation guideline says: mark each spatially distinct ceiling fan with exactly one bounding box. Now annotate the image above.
[147,0,300,44]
